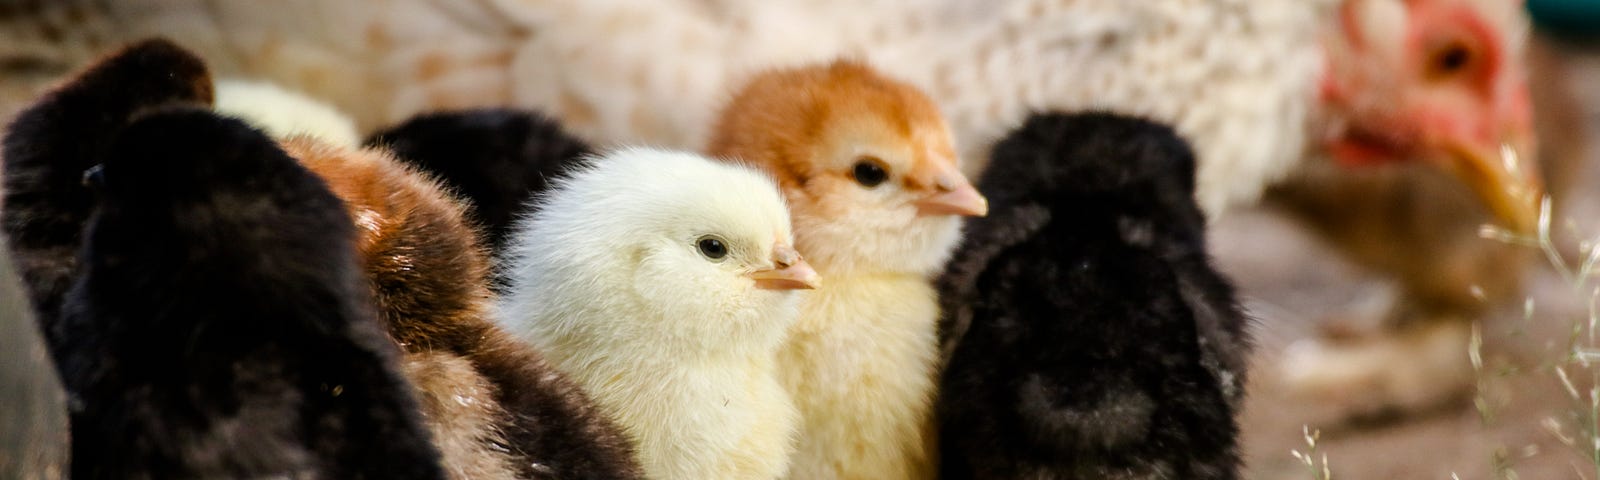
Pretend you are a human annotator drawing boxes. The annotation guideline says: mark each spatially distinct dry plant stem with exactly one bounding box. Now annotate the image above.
[1290,425,1333,480]
[1482,195,1600,479]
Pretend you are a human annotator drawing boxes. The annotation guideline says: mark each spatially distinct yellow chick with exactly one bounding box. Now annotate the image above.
[498,148,820,480]
[706,59,987,479]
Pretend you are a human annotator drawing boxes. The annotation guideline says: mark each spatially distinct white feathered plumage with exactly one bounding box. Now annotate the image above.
[1,0,1334,217]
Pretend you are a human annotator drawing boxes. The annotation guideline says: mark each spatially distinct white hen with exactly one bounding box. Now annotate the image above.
[0,0,1539,220]
[0,0,1314,216]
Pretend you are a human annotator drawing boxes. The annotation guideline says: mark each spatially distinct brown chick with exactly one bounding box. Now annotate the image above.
[707,59,987,480]
[279,137,643,480]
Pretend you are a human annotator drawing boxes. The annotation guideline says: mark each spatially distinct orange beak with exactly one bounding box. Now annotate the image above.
[749,244,820,290]
[1436,137,1541,236]
[914,170,988,217]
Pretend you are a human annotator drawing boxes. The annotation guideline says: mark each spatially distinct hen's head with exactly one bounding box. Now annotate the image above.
[708,59,987,276]
[1322,0,1540,232]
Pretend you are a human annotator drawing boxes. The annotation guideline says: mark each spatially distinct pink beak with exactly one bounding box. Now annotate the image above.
[749,244,820,290]
[914,171,988,217]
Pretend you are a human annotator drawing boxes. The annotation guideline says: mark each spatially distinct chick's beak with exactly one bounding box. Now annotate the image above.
[914,171,988,217]
[749,244,820,290]
[1436,128,1541,236]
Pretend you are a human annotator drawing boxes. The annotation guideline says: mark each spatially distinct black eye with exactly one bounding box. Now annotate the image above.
[1429,42,1473,79]
[696,236,728,260]
[852,157,888,188]
[81,164,105,189]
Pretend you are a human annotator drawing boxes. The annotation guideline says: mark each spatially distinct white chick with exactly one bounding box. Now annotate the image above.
[498,147,819,480]
[214,78,363,148]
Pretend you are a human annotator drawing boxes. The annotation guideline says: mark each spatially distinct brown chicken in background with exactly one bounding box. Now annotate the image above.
[1266,23,1590,417]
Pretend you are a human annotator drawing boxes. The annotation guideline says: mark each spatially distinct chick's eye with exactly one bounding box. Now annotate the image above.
[81,164,105,190]
[696,236,728,261]
[852,157,889,188]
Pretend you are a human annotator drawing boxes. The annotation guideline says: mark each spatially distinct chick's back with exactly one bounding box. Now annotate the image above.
[937,112,1250,479]
[281,138,642,480]
[366,108,593,256]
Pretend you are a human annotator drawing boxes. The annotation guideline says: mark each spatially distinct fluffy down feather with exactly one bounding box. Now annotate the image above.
[367,108,592,255]
[937,112,1250,479]
[499,148,809,480]
[0,41,448,476]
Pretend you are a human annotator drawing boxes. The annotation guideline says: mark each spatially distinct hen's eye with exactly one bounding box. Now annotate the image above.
[697,236,728,260]
[852,157,889,188]
[1428,41,1473,80]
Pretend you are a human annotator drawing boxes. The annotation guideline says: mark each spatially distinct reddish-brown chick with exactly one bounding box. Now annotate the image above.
[706,59,985,479]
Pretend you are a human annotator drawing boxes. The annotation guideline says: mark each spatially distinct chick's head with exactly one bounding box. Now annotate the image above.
[708,60,987,277]
[504,147,816,352]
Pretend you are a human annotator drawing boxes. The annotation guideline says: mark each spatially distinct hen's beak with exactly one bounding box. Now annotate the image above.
[749,244,820,290]
[915,171,988,217]
[1437,136,1541,236]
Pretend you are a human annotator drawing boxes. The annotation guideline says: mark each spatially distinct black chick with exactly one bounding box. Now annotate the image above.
[0,39,213,345]
[366,108,591,254]
[1,40,447,479]
[936,112,1251,480]
[0,236,68,480]
[66,108,447,479]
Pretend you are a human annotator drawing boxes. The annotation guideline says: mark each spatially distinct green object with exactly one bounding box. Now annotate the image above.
[1528,0,1600,39]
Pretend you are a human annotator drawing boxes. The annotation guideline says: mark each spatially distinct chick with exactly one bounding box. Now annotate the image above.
[937,112,1250,479]
[0,41,219,475]
[366,108,592,255]
[498,147,819,480]
[281,136,642,480]
[1,39,214,343]
[59,107,451,479]
[0,236,67,480]
[214,78,364,148]
[1,44,449,477]
[705,59,987,479]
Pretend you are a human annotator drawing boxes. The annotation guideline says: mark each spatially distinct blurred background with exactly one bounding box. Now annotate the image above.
[1225,29,1600,478]
[2,1,1600,478]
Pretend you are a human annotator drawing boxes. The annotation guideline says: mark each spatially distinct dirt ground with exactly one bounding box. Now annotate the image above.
[1225,38,1600,480]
